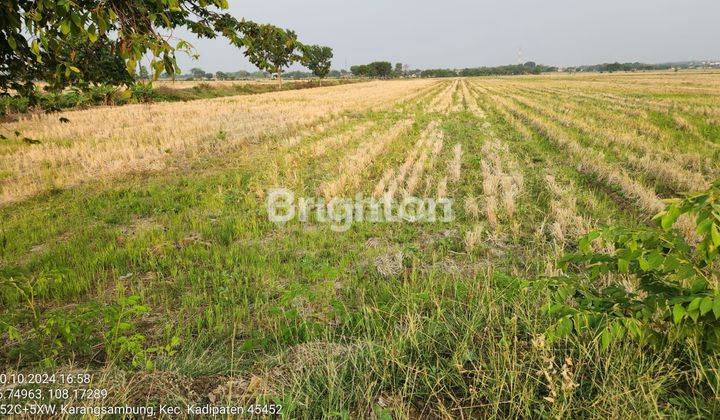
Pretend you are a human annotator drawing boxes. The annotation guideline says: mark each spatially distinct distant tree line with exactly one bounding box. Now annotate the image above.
[345,61,559,79]
[184,68,266,81]
[350,62,395,78]
[419,62,557,78]
[174,57,708,84]
[419,69,457,78]
[566,62,673,73]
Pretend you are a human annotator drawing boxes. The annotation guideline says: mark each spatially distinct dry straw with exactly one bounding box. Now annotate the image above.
[1,80,434,204]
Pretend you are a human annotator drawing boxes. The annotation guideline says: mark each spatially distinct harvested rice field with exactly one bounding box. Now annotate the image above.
[2,72,720,417]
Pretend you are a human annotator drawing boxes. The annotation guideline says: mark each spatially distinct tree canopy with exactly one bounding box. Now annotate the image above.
[189,67,213,79]
[51,35,136,88]
[301,44,333,80]
[350,61,393,78]
[1,0,244,96]
[242,23,300,88]
[1,1,335,96]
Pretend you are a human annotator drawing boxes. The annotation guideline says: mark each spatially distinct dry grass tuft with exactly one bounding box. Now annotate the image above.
[310,120,376,157]
[375,251,404,278]
[464,224,484,251]
[436,176,448,199]
[480,139,523,227]
[464,195,481,220]
[461,81,485,117]
[449,143,462,182]
[376,121,443,200]
[673,114,699,135]
[320,119,413,199]
[544,174,593,246]
[427,80,459,114]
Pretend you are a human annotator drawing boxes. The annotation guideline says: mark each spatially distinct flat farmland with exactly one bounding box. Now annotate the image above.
[1,72,720,417]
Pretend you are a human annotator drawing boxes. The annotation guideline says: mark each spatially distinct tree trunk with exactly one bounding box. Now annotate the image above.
[277,67,282,90]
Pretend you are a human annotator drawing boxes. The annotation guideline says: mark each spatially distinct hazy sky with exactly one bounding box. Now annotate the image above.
[174,0,720,73]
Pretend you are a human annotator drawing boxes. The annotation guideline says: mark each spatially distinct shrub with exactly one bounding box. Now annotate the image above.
[0,96,30,117]
[40,90,88,111]
[130,82,158,103]
[0,291,178,369]
[86,84,121,105]
[541,179,720,351]
[192,82,213,92]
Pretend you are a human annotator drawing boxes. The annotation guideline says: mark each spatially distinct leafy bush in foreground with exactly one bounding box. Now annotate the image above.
[1,292,177,369]
[542,180,720,350]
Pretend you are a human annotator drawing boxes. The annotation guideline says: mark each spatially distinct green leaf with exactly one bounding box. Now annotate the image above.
[70,13,83,29]
[547,303,567,315]
[691,278,708,293]
[152,60,165,78]
[126,59,137,74]
[578,231,600,254]
[601,328,612,350]
[711,224,720,247]
[689,308,700,322]
[167,0,182,11]
[673,304,686,324]
[624,318,642,338]
[688,297,702,312]
[557,317,573,337]
[618,258,630,273]
[646,251,664,270]
[696,218,713,236]
[87,25,98,43]
[700,297,714,316]
[661,205,681,230]
[611,322,626,340]
[7,35,17,51]
[713,299,720,319]
[7,326,21,341]
[31,39,40,56]
[97,16,108,33]
[60,20,71,35]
